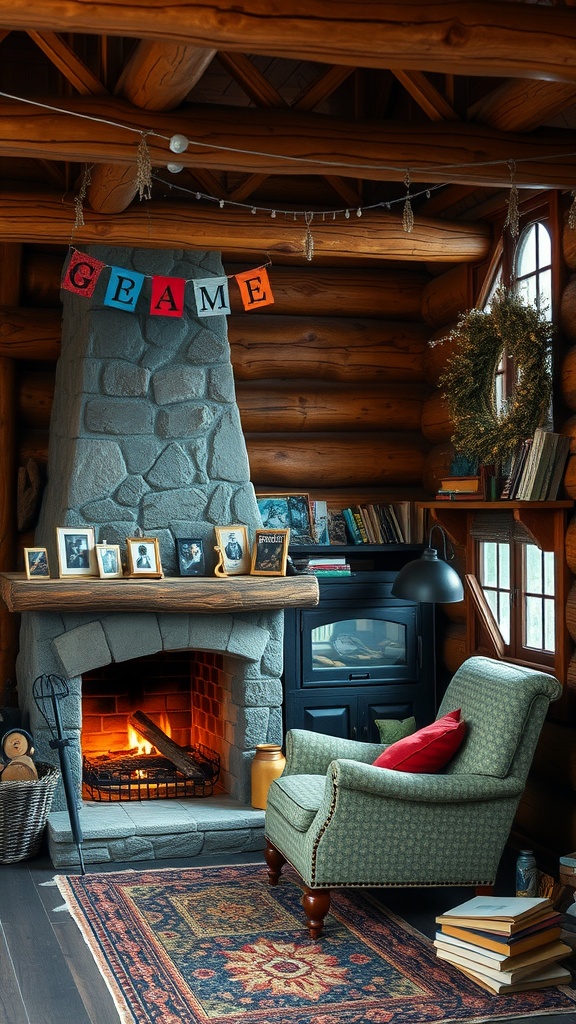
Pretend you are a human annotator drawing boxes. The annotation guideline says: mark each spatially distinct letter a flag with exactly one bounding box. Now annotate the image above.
[234,267,274,310]
[61,250,105,298]
[193,276,231,318]
[104,267,146,312]
[150,276,185,317]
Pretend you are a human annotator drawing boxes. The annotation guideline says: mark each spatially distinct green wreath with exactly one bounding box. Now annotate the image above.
[435,288,553,466]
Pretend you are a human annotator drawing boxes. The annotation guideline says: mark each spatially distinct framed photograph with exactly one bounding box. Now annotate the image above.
[256,493,315,545]
[56,527,98,577]
[126,536,163,578]
[23,547,50,579]
[95,543,122,579]
[251,529,290,576]
[176,537,205,577]
[214,525,250,576]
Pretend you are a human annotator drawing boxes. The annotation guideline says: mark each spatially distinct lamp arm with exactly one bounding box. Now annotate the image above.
[428,523,455,561]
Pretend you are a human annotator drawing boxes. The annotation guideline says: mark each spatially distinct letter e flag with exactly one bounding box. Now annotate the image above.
[234,267,274,310]
[104,267,145,312]
[150,276,185,317]
[61,250,105,298]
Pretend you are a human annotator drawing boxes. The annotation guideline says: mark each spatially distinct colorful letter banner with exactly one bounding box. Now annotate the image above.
[60,250,274,320]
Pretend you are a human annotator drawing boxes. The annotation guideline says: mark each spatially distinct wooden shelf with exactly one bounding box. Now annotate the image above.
[0,573,320,615]
[418,501,573,551]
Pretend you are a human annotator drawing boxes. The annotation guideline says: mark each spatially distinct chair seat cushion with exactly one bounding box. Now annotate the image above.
[266,774,326,832]
[372,709,466,772]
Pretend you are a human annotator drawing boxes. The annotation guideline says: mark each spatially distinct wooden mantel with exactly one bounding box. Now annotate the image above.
[0,572,319,615]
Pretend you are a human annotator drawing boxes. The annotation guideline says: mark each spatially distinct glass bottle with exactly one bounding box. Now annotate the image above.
[251,743,286,809]
[516,849,538,897]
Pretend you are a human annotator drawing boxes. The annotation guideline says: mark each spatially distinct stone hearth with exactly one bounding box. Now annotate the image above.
[12,246,312,865]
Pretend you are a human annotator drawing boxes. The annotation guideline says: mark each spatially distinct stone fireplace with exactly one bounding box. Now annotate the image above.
[12,245,316,866]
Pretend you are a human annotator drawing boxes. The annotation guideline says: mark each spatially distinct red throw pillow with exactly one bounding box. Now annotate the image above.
[372,709,466,773]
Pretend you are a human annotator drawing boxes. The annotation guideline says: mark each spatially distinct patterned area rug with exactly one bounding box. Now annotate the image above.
[56,863,576,1024]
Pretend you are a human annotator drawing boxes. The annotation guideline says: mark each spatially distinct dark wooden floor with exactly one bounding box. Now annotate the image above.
[0,841,574,1024]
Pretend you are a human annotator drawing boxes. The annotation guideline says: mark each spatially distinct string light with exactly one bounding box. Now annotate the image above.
[402,170,414,233]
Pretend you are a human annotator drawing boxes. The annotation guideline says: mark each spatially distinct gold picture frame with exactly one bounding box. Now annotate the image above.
[95,543,123,579]
[214,525,250,576]
[56,527,98,577]
[250,529,290,576]
[23,547,50,579]
[126,536,163,578]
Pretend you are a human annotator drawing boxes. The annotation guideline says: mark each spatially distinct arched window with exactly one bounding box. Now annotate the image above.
[477,219,555,668]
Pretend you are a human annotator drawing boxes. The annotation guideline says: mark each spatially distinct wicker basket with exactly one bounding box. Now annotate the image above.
[0,761,60,863]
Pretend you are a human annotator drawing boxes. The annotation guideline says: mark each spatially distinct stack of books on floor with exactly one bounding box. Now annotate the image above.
[434,895,572,994]
[305,556,351,577]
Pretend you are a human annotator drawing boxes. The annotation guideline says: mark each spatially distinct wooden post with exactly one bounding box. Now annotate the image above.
[0,242,20,697]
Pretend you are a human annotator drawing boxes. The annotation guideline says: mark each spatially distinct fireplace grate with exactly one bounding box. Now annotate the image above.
[82,744,220,801]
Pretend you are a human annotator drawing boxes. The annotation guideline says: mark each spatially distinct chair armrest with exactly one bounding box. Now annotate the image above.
[284,729,383,776]
[331,759,524,803]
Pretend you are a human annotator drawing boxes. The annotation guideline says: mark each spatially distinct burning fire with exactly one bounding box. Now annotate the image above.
[127,713,171,755]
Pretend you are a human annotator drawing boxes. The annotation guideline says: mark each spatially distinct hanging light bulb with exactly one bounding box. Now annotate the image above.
[167,162,184,174]
[169,133,189,154]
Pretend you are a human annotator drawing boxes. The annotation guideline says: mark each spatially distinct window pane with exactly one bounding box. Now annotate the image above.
[540,269,552,316]
[525,595,543,648]
[538,223,551,266]
[544,552,554,596]
[544,598,555,652]
[518,224,537,275]
[499,543,510,588]
[525,545,542,593]
[481,543,498,587]
[497,593,511,645]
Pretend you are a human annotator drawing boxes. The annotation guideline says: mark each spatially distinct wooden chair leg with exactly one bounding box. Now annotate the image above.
[302,887,331,939]
[264,840,286,885]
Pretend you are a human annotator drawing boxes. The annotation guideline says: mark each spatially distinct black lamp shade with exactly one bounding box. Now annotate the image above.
[391,547,464,604]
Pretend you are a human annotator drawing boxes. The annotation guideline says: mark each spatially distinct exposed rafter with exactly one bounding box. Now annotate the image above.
[2,2,576,83]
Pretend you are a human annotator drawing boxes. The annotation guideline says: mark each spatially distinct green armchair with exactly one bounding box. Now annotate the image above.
[264,656,562,937]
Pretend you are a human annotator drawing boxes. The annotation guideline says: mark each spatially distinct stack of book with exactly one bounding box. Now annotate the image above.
[436,475,482,501]
[341,502,411,544]
[434,895,572,994]
[305,556,351,577]
[503,429,570,501]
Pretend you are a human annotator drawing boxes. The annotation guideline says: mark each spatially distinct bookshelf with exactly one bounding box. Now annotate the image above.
[419,501,573,552]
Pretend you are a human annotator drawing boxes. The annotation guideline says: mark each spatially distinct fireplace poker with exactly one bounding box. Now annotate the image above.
[32,674,86,874]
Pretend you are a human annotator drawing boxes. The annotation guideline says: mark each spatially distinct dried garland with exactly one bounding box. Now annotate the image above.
[434,288,553,466]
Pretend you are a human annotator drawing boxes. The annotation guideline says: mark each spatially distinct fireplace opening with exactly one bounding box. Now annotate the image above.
[81,650,226,801]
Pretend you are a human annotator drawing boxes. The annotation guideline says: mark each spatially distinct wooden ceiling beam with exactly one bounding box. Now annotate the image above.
[0,190,491,263]
[88,41,216,212]
[3,98,576,189]
[27,31,108,95]
[469,79,576,133]
[2,2,576,83]
[392,70,459,121]
[216,52,288,108]
[292,66,356,112]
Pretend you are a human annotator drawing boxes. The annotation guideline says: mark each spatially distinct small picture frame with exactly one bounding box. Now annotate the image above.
[126,536,163,578]
[23,547,50,579]
[176,538,205,577]
[256,493,315,545]
[95,543,123,579]
[214,525,250,576]
[251,529,290,576]
[56,527,98,577]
